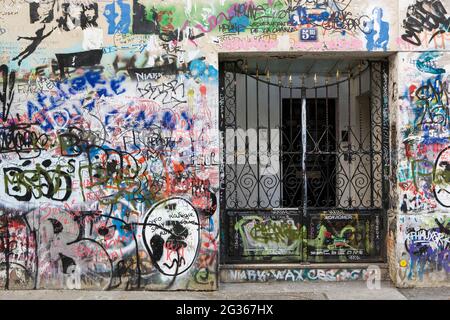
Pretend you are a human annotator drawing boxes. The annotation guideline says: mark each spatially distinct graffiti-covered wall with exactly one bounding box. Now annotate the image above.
[0,0,448,290]
[0,0,222,291]
[394,50,450,287]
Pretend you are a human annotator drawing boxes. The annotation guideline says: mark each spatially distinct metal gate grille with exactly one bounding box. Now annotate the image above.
[219,59,389,264]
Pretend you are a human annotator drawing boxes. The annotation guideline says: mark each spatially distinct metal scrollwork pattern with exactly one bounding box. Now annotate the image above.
[220,60,387,211]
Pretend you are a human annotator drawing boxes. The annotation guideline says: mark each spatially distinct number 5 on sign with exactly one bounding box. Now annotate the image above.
[300,28,317,41]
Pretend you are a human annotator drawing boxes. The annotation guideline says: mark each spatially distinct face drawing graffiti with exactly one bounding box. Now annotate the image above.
[142,197,200,276]
[433,146,450,207]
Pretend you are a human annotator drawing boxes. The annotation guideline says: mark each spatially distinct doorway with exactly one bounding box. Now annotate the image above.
[219,56,389,264]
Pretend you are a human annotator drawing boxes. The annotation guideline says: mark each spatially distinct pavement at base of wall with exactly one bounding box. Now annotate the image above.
[0,282,448,300]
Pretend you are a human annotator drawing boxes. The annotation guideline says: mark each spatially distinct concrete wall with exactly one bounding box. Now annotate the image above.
[0,0,448,290]
[393,51,450,287]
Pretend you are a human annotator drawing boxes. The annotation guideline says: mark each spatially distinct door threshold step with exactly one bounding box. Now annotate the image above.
[219,263,389,283]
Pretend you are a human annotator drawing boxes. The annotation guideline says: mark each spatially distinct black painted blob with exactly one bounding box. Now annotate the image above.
[42,159,52,167]
[150,234,164,261]
[22,160,32,167]
[98,226,109,236]
[59,253,76,273]
[48,218,63,234]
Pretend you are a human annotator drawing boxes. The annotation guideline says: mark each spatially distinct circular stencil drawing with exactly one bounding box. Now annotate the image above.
[142,197,200,276]
[434,146,450,207]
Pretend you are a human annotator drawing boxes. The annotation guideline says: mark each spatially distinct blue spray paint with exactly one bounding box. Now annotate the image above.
[416,52,446,75]
[161,111,176,130]
[104,0,131,35]
[230,15,250,33]
[181,111,193,130]
[288,6,329,26]
[365,7,389,52]
[188,59,218,82]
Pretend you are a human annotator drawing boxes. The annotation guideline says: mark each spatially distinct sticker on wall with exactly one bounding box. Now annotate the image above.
[142,197,200,276]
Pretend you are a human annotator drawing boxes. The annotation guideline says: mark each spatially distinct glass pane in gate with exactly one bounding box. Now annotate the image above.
[225,210,303,263]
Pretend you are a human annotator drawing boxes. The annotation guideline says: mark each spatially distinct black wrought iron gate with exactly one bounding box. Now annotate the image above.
[219,59,389,264]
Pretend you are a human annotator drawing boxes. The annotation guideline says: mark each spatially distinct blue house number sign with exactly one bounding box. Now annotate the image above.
[300,28,318,41]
